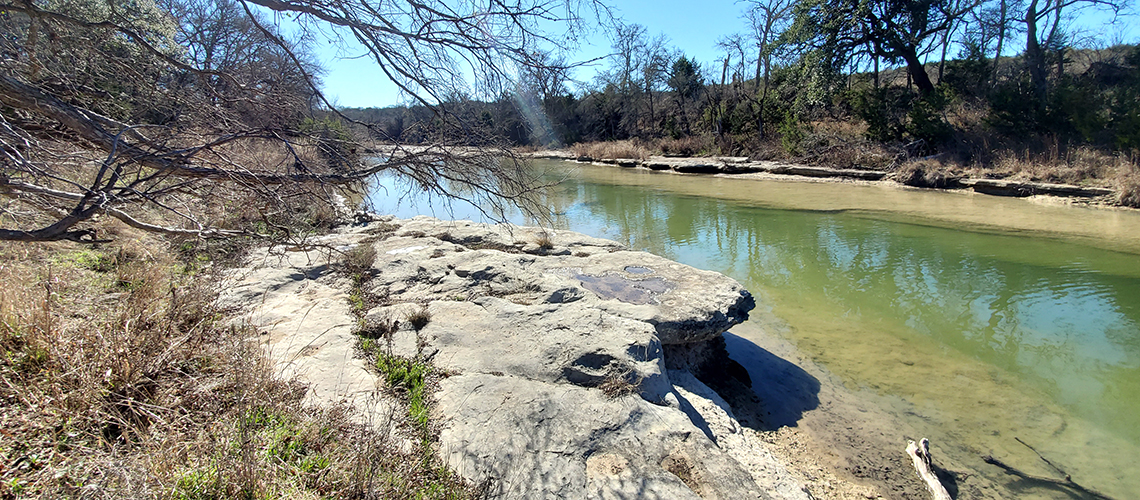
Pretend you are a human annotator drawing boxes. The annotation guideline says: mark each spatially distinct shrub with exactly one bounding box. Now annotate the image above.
[779,112,806,155]
[906,89,954,150]
[847,86,908,142]
[299,116,360,172]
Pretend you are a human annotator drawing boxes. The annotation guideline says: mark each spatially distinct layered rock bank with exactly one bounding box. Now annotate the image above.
[220,216,813,499]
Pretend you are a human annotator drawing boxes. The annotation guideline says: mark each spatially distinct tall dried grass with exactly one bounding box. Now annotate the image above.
[0,225,475,498]
[653,136,714,157]
[570,140,650,160]
[984,146,1124,185]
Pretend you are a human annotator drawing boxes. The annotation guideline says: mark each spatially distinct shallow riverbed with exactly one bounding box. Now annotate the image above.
[369,160,1140,499]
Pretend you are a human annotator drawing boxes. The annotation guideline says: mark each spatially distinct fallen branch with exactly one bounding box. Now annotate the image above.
[906,438,952,500]
[980,437,1118,500]
[1014,436,1068,479]
[981,456,1116,500]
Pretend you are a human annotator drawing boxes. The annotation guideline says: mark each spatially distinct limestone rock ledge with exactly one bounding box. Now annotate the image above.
[220,216,809,499]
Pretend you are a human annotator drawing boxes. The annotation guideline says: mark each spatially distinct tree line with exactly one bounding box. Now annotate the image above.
[0,0,1136,243]
[343,0,1138,164]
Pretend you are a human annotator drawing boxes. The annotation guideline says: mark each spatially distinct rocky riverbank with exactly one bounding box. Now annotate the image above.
[220,216,835,498]
[527,149,1121,203]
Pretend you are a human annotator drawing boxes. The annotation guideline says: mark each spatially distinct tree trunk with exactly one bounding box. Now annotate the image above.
[26,17,41,80]
[901,49,935,95]
[938,25,952,84]
[907,439,953,500]
[646,78,656,137]
[874,56,880,89]
[755,53,765,139]
[992,0,1007,85]
[755,51,763,95]
[1025,0,1049,108]
[1056,46,1065,80]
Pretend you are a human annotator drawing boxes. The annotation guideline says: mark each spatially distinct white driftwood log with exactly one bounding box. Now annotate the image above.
[906,438,952,500]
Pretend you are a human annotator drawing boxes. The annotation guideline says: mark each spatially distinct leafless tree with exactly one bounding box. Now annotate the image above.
[640,34,674,136]
[741,0,794,137]
[0,0,604,242]
[1020,0,1129,105]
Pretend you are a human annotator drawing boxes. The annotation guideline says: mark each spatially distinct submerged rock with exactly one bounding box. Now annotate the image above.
[220,216,810,499]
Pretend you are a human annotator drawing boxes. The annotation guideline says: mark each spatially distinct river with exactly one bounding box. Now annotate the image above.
[369,159,1140,499]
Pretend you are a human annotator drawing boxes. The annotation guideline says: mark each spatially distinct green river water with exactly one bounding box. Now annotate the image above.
[370,160,1140,498]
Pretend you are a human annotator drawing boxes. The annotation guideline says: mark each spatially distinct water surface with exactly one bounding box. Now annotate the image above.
[370,161,1140,498]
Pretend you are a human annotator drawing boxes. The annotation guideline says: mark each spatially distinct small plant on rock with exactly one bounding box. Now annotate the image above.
[598,368,641,399]
[406,306,432,331]
[535,231,554,250]
[341,244,377,279]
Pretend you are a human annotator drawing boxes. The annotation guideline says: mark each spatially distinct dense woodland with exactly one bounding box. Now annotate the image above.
[341,0,1139,195]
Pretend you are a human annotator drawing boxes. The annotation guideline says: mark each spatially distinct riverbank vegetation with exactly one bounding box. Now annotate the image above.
[0,0,602,497]
[340,1,1140,205]
[0,222,478,498]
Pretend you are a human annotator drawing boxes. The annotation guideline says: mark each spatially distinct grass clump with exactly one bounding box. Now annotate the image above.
[375,353,433,433]
[534,232,554,250]
[597,368,642,399]
[1117,171,1140,208]
[341,244,377,281]
[405,306,432,331]
[894,160,957,188]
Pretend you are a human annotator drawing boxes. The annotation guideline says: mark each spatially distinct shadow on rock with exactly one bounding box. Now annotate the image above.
[723,332,820,430]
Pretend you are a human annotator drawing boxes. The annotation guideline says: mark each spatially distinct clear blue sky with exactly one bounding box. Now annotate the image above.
[316,0,748,108]
[314,0,1137,109]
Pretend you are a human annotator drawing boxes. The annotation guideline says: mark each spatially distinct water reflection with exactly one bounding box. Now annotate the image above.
[547,171,1140,442]
[369,161,1140,497]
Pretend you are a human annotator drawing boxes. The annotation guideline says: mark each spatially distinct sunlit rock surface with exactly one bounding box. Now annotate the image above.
[221,215,812,499]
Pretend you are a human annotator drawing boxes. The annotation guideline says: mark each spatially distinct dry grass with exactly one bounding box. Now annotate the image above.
[597,368,641,399]
[652,136,714,157]
[893,160,956,188]
[341,243,378,278]
[885,145,1140,206]
[1117,171,1140,207]
[0,223,476,499]
[982,146,1126,185]
[534,231,554,250]
[570,140,650,160]
[405,306,432,332]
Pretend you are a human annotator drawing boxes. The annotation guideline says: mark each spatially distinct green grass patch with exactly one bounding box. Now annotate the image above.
[375,353,432,433]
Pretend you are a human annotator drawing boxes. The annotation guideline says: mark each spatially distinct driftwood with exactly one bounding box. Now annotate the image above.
[906,438,952,500]
[981,437,1118,500]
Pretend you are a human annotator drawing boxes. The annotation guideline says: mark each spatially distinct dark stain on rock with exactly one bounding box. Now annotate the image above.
[572,272,674,304]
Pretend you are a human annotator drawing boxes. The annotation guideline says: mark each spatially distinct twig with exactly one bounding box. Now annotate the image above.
[1015,436,1069,480]
[981,454,1117,500]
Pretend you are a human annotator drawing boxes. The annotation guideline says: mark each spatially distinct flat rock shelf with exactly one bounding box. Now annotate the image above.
[218,216,826,499]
